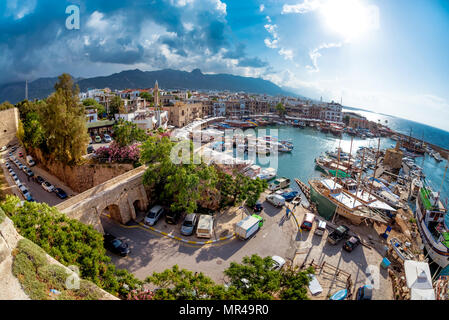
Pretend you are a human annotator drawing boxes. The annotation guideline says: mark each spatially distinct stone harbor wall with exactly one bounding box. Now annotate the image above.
[31,148,133,193]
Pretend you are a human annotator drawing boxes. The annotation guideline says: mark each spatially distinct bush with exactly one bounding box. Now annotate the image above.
[3,196,142,298]
[96,142,140,163]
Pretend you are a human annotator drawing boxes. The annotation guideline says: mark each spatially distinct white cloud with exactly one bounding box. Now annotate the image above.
[279,48,293,60]
[266,15,271,23]
[282,0,321,14]
[306,42,342,72]
[259,4,265,12]
[264,23,279,48]
[214,0,227,14]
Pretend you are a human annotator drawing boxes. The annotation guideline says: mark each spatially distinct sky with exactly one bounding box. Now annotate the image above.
[1,0,449,131]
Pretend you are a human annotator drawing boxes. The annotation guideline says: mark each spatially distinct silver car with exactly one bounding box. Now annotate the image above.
[181,213,198,236]
[144,205,164,226]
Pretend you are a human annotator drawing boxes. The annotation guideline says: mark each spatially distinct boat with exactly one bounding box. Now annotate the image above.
[415,181,449,269]
[279,190,300,201]
[268,177,291,192]
[309,178,391,225]
[255,167,277,181]
[390,237,416,261]
[329,289,348,300]
[432,151,444,162]
[278,145,293,153]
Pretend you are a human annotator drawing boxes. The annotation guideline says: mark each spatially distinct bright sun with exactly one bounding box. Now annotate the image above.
[320,0,379,40]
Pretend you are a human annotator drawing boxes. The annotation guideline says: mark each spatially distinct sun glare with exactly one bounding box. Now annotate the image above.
[320,0,379,40]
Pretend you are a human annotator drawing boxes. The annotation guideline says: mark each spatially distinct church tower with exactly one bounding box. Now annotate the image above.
[154,80,159,108]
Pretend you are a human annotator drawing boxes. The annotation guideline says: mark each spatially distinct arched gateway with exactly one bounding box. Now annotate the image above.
[55,166,149,233]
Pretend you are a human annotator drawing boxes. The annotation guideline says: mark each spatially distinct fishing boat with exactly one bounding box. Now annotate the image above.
[256,167,277,181]
[279,190,300,201]
[278,145,293,153]
[415,180,449,269]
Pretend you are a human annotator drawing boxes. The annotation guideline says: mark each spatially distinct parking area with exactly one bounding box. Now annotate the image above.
[0,146,77,206]
[100,193,298,283]
[291,205,394,300]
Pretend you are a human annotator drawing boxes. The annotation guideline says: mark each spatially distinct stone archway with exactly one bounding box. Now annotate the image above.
[103,204,122,223]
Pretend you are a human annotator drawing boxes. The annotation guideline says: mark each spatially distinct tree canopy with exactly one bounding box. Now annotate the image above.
[109,96,126,115]
[83,98,106,118]
[113,119,147,147]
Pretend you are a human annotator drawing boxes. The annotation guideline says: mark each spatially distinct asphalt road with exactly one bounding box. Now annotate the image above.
[1,148,70,206]
[101,200,298,283]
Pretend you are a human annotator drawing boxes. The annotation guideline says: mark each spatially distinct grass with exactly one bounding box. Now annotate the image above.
[12,238,102,300]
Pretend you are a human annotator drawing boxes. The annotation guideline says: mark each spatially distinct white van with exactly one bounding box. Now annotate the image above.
[266,194,285,207]
[196,214,214,238]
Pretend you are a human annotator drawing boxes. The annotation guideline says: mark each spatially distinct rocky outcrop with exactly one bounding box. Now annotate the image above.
[0,210,118,300]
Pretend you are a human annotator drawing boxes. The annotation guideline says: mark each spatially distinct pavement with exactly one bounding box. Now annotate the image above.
[1,146,77,206]
[100,193,298,284]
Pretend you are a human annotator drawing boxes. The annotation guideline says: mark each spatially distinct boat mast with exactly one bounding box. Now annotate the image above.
[334,138,342,189]
[368,137,381,198]
[348,136,353,174]
[353,148,366,206]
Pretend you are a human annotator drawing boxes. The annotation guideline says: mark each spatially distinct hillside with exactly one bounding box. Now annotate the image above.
[0,68,294,103]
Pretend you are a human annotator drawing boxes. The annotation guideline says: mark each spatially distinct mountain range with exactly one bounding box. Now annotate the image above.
[0,68,297,104]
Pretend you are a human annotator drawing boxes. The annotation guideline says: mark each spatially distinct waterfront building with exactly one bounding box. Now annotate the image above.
[163,101,203,127]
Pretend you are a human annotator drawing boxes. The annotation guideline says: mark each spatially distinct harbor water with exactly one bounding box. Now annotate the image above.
[232,125,448,203]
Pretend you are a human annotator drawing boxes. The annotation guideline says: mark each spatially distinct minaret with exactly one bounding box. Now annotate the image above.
[154,80,159,108]
[25,80,28,100]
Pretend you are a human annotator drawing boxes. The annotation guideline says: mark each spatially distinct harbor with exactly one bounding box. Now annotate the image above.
[190,118,449,300]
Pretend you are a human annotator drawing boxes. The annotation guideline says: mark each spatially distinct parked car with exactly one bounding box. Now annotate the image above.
[26,155,35,166]
[95,135,102,143]
[253,201,263,213]
[314,220,327,236]
[103,134,112,143]
[54,188,68,199]
[300,213,315,231]
[41,181,55,192]
[36,176,45,184]
[25,169,34,177]
[103,233,130,257]
[180,213,198,236]
[165,210,181,224]
[356,284,373,300]
[22,190,34,202]
[144,205,165,226]
[343,236,361,252]
[87,145,95,154]
[266,194,285,207]
[18,152,23,158]
[196,214,214,238]
[0,146,7,152]
[271,256,286,270]
[327,225,350,245]
[22,165,29,173]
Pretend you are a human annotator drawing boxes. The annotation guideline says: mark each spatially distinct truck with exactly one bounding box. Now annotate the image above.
[327,225,350,245]
[26,155,35,167]
[196,214,214,238]
[235,214,264,240]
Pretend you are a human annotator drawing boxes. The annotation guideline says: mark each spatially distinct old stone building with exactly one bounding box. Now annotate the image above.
[163,102,203,127]
[384,142,404,170]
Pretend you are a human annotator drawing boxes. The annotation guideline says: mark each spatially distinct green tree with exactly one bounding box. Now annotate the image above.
[275,102,286,118]
[145,265,233,300]
[0,195,142,298]
[109,96,126,115]
[140,137,218,213]
[224,254,282,299]
[83,98,106,118]
[0,101,15,111]
[218,171,267,208]
[139,92,153,102]
[39,74,89,164]
[113,119,147,147]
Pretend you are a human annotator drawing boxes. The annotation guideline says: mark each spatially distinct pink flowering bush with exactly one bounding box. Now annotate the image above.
[95,142,140,163]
